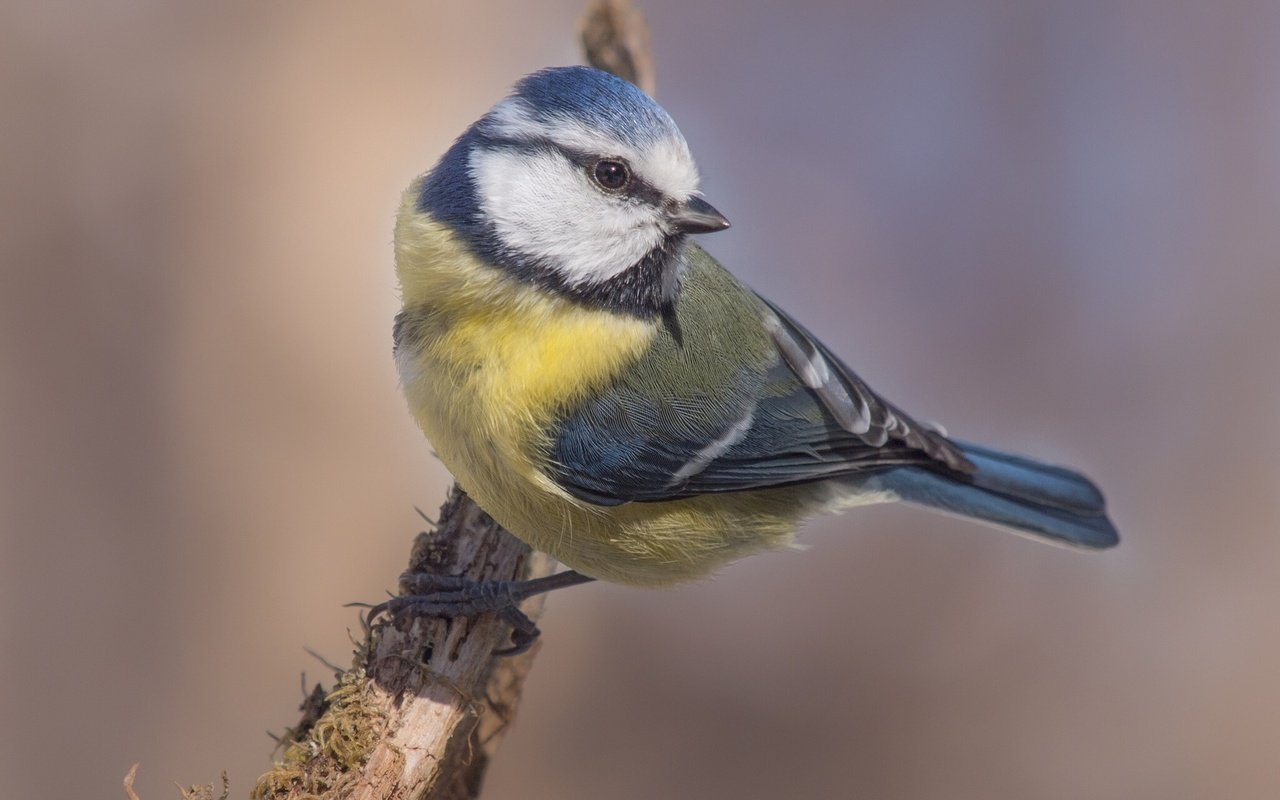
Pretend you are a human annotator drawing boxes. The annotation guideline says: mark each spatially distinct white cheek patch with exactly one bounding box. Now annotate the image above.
[470,146,666,285]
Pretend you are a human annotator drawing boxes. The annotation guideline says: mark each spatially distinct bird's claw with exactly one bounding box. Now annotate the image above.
[365,572,542,656]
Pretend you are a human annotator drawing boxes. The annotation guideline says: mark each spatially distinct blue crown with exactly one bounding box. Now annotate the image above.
[501,66,679,149]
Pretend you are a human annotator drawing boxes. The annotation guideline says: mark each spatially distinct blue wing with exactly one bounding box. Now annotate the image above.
[544,247,1117,550]
[547,282,965,505]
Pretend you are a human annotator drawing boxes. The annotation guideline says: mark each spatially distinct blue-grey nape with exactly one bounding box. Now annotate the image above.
[417,133,482,234]
[503,65,681,149]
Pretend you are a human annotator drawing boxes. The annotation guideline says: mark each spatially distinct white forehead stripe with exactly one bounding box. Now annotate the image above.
[487,98,700,201]
[470,146,666,285]
[489,99,626,160]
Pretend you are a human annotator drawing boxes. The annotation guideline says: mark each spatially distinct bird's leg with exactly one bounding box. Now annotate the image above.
[365,569,596,656]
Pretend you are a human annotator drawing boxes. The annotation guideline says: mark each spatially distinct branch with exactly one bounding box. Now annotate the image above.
[246,4,654,799]
[252,487,558,800]
[580,0,655,95]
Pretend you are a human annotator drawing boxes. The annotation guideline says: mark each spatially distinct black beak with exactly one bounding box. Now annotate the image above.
[668,196,731,235]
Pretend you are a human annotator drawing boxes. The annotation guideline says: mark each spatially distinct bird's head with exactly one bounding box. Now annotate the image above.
[417,66,729,317]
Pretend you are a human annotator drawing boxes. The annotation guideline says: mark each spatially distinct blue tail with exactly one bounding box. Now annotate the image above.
[867,440,1119,549]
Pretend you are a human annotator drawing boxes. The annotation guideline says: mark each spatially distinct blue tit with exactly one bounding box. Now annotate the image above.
[393,65,1118,590]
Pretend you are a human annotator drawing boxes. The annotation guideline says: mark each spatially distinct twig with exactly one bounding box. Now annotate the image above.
[249,488,552,800]
[581,0,655,95]
[124,764,142,800]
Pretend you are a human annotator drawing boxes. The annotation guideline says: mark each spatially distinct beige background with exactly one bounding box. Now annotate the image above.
[3,2,1279,798]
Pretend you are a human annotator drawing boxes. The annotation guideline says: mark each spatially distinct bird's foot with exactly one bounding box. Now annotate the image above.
[363,570,594,656]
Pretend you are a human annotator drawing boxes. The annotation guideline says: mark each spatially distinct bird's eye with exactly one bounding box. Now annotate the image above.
[591,159,631,191]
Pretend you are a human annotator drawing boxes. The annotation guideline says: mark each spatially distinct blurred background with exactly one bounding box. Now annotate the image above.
[3,2,1278,798]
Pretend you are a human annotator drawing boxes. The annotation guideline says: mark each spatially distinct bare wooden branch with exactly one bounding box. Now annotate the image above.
[248,3,655,798]
[124,764,142,800]
[349,491,557,800]
[250,488,556,800]
[580,0,656,94]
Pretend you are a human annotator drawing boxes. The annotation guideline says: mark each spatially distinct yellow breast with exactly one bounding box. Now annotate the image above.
[393,189,653,521]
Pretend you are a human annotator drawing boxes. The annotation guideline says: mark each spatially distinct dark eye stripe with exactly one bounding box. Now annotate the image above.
[486,134,667,204]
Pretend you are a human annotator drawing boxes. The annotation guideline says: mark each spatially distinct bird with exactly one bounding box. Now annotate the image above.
[388,65,1117,646]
